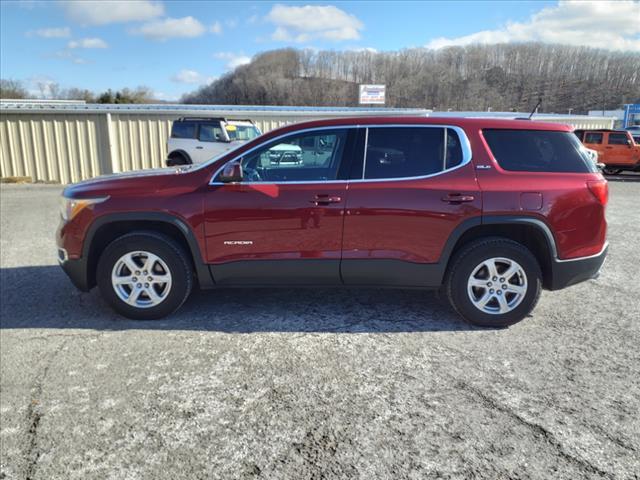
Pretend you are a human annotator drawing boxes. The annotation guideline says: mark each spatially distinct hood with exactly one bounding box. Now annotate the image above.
[63,167,189,198]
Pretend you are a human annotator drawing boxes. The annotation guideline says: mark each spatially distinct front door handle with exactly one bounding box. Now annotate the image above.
[196,146,204,149]
[442,193,475,204]
[309,194,342,205]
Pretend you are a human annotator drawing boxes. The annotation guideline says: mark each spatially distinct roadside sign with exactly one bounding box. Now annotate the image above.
[359,85,386,105]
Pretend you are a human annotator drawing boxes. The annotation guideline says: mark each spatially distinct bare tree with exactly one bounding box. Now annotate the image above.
[0,79,28,99]
[183,43,640,113]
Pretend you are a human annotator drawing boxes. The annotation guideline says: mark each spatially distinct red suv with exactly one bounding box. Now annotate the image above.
[57,117,608,327]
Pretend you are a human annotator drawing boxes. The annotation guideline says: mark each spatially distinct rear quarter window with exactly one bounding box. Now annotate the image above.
[171,122,196,139]
[584,132,603,144]
[483,129,596,173]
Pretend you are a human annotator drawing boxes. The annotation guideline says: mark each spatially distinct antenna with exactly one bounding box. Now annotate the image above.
[529,98,542,120]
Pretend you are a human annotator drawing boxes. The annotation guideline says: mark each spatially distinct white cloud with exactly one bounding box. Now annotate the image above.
[225,18,238,29]
[266,4,363,42]
[53,50,89,64]
[171,69,217,85]
[131,16,206,41]
[425,0,640,52]
[210,21,223,35]
[26,27,71,38]
[67,38,108,49]
[60,0,164,26]
[214,52,252,70]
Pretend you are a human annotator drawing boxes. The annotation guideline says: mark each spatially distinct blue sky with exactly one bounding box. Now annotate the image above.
[1,1,638,100]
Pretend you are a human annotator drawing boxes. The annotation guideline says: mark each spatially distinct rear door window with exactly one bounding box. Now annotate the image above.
[171,122,196,139]
[483,129,597,173]
[584,132,603,144]
[363,127,463,180]
[608,133,628,145]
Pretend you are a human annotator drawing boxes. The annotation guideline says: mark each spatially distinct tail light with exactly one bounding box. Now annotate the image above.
[587,180,608,206]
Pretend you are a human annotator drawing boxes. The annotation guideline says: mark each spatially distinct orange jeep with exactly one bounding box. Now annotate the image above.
[575,129,640,175]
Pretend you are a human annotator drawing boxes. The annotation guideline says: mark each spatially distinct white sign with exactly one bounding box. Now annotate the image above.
[359,84,386,105]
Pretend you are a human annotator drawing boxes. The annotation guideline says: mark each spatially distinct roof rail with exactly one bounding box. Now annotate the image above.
[177,116,227,122]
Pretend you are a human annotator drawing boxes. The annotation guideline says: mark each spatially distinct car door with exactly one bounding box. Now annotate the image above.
[203,127,356,285]
[169,120,199,159]
[605,132,634,166]
[341,125,481,286]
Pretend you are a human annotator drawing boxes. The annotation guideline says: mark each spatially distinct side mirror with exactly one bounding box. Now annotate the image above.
[219,162,243,183]
[627,139,633,147]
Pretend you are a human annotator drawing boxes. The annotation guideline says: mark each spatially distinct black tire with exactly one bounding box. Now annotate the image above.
[166,152,191,167]
[97,232,193,320]
[445,237,542,328]
[602,167,622,175]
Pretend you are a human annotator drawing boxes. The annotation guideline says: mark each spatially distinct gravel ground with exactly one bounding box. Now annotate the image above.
[1,180,639,480]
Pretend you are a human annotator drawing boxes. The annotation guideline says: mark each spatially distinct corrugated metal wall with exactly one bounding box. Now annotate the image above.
[0,109,616,183]
[0,113,111,183]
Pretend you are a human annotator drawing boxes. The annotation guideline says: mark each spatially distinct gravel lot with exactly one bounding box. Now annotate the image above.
[1,179,639,480]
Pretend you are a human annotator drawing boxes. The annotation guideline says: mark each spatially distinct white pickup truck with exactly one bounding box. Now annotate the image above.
[166,117,262,166]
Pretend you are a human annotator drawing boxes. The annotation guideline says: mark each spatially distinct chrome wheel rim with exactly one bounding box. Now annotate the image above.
[467,257,528,315]
[111,251,172,308]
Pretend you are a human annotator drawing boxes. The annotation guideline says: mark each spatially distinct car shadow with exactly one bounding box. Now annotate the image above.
[0,265,482,333]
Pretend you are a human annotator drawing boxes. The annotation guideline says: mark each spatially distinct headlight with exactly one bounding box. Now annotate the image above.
[60,196,109,222]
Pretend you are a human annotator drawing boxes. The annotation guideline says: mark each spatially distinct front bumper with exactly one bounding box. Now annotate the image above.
[59,255,91,291]
[57,221,91,291]
[549,244,608,290]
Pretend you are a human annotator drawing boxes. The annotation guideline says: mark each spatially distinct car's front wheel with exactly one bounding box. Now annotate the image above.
[445,238,542,327]
[97,232,193,320]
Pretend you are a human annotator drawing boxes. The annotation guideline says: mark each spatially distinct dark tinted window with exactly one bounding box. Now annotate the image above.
[365,127,462,180]
[171,121,196,139]
[483,129,596,173]
[608,133,628,145]
[198,124,224,142]
[584,132,603,144]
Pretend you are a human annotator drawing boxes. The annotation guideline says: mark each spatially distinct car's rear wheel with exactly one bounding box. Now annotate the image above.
[445,238,542,327]
[602,167,622,175]
[97,232,193,320]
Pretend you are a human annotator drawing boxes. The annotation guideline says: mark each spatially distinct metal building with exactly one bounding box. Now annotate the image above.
[0,102,615,183]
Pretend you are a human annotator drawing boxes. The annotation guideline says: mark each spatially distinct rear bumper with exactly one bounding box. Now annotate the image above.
[549,244,608,290]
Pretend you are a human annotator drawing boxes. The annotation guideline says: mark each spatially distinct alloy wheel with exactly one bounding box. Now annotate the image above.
[467,257,528,315]
[111,251,172,308]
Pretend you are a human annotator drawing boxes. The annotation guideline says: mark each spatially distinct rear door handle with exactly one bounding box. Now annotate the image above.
[309,194,342,205]
[442,193,475,204]
[195,146,204,149]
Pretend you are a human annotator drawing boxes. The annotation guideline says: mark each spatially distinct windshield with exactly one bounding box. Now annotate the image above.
[226,125,261,141]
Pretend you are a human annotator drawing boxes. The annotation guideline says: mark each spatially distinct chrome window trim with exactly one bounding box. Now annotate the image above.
[209,123,473,185]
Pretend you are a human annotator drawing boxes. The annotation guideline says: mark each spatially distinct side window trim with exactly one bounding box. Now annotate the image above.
[209,124,472,185]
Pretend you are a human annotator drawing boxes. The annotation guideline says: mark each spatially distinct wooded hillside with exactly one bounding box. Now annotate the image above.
[183,43,640,113]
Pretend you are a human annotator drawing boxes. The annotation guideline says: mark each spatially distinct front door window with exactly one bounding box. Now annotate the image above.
[216,129,348,183]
